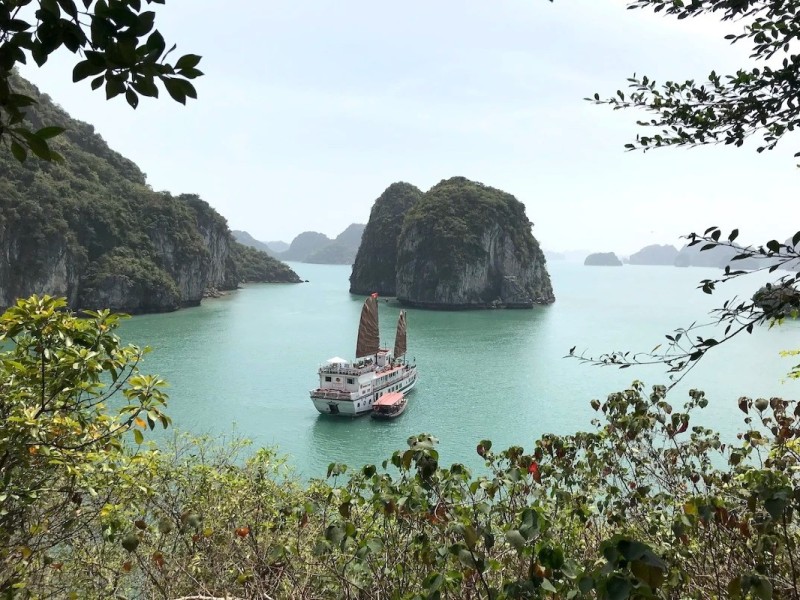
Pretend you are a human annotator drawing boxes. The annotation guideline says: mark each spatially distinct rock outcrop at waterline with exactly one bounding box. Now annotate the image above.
[0,75,301,314]
[584,252,623,266]
[350,182,423,295]
[395,177,554,309]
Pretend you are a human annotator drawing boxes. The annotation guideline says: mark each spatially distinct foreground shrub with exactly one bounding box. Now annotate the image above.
[0,295,169,595]
[21,386,794,600]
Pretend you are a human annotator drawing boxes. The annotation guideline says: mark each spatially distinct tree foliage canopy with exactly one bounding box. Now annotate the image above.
[593,0,800,155]
[0,0,201,161]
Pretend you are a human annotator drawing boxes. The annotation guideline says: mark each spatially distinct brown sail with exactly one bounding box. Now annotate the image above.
[393,310,407,358]
[355,295,380,358]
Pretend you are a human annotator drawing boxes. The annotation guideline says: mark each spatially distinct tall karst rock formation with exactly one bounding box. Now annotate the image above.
[349,182,423,295]
[395,177,554,308]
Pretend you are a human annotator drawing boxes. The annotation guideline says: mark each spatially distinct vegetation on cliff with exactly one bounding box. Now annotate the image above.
[350,182,423,295]
[395,177,553,308]
[0,75,300,312]
[231,230,279,257]
[230,242,302,284]
[402,178,532,272]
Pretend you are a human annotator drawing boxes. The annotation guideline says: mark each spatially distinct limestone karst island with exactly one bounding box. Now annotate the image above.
[351,177,555,309]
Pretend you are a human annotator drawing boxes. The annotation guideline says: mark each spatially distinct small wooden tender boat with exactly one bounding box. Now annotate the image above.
[371,391,407,419]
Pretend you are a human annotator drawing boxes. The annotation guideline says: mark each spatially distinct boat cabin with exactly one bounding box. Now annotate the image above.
[372,391,407,418]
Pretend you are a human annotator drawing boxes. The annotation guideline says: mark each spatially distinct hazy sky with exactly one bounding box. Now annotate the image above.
[21,0,799,255]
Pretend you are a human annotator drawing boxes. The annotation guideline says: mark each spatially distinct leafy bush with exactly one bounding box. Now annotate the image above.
[0,295,169,594]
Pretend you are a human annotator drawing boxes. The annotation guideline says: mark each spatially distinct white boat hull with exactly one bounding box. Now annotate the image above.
[311,369,417,417]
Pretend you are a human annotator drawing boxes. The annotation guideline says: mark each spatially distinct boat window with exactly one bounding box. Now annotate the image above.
[325,376,331,382]
[347,378,354,384]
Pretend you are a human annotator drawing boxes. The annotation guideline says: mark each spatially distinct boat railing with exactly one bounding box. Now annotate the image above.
[319,365,372,376]
[311,389,354,400]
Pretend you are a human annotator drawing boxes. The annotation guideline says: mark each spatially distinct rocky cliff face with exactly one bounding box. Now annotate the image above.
[395,177,554,309]
[0,223,82,307]
[350,182,423,295]
[0,75,300,314]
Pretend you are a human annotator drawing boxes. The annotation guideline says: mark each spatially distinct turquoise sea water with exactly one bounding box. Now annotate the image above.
[121,262,799,477]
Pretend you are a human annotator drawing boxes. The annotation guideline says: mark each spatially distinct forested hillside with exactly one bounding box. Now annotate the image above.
[0,75,300,313]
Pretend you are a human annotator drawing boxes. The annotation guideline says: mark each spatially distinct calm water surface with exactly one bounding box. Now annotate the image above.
[121,262,799,476]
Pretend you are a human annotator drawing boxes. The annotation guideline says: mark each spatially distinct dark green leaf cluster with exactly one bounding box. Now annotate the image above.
[0,0,202,160]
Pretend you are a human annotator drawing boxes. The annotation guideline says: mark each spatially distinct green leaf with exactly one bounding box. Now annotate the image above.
[21,134,51,160]
[578,576,594,594]
[764,496,787,520]
[35,126,65,140]
[131,77,159,98]
[751,576,773,600]
[57,0,79,18]
[10,141,27,162]
[163,77,186,104]
[618,540,648,561]
[125,88,139,109]
[463,525,478,549]
[73,59,105,82]
[728,576,742,600]
[41,0,60,16]
[505,529,525,551]
[631,560,665,589]
[133,428,143,445]
[606,575,632,600]
[175,53,202,70]
[541,578,557,593]
[105,78,125,100]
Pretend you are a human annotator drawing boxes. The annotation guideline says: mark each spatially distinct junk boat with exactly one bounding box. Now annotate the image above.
[371,391,407,419]
[310,294,417,416]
